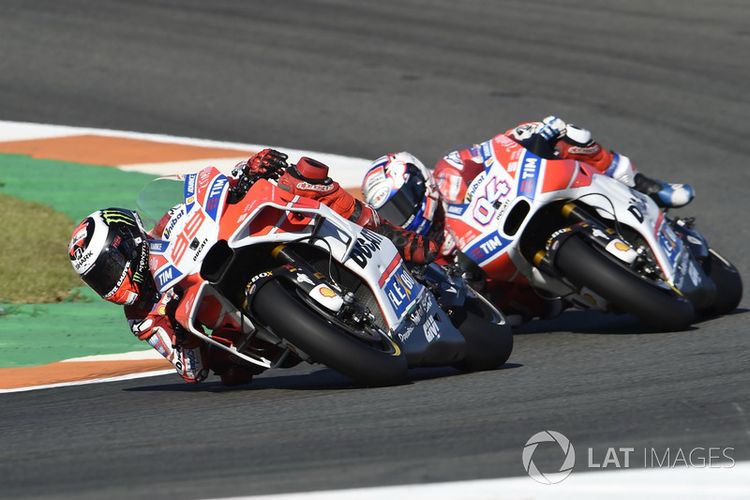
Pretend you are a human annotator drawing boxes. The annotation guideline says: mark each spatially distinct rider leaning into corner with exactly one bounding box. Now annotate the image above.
[68,149,439,385]
[361,116,696,325]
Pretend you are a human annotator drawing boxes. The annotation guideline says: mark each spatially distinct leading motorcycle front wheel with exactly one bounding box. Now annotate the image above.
[554,235,695,331]
[251,279,408,386]
[449,296,513,371]
[699,249,743,317]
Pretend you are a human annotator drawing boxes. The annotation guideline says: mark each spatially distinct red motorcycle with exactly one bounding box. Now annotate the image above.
[137,166,513,385]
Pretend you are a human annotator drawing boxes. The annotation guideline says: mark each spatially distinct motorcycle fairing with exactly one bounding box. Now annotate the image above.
[445,138,711,304]
[151,167,228,292]
[223,179,425,328]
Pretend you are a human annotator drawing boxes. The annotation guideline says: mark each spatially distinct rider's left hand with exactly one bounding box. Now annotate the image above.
[537,115,567,141]
[244,148,289,179]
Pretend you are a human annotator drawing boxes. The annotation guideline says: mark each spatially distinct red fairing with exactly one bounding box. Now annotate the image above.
[539,159,595,193]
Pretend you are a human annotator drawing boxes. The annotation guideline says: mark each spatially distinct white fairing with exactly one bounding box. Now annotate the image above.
[227,196,424,328]
[445,146,687,302]
[577,175,684,283]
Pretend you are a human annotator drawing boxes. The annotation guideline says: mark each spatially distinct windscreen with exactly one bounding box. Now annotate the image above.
[136,176,184,230]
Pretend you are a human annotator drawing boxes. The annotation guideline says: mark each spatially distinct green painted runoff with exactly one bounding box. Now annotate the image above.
[0,154,156,367]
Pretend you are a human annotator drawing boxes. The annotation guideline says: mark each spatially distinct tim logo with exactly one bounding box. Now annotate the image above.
[518,153,541,199]
[156,265,180,289]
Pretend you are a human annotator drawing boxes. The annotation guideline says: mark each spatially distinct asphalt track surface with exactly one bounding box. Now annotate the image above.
[1,1,749,498]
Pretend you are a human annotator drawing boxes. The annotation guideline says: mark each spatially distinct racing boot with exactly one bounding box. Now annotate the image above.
[217,365,255,386]
[633,173,694,208]
[594,150,694,208]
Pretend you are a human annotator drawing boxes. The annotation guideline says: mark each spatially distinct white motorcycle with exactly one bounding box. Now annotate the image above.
[444,134,742,330]
[136,165,512,386]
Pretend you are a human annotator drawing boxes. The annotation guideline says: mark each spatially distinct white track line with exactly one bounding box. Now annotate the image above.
[0,120,372,187]
[61,350,164,362]
[210,462,750,500]
[0,369,174,394]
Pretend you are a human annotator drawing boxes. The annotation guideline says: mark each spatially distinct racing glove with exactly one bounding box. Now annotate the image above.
[375,220,439,265]
[235,148,288,180]
[537,115,568,141]
[128,292,209,383]
[508,115,567,142]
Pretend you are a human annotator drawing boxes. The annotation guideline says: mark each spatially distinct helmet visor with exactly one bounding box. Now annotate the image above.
[377,168,427,227]
[80,245,131,297]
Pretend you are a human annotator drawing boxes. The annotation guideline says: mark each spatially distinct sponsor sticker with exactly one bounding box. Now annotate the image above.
[149,240,169,254]
[163,206,185,239]
[447,203,468,216]
[659,223,683,267]
[348,228,384,269]
[155,265,182,290]
[518,152,541,199]
[205,175,228,221]
[368,185,391,208]
[184,173,198,212]
[383,265,422,317]
[466,231,511,264]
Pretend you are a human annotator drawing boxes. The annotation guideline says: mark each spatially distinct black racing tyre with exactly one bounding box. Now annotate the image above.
[700,249,743,317]
[451,297,513,371]
[555,235,695,331]
[251,280,408,386]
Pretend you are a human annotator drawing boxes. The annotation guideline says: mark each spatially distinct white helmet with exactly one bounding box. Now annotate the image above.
[361,152,439,235]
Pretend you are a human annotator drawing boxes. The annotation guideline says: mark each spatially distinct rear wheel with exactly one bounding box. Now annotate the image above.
[451,296,513,371]
[555,235,695,331]
[251,280,408,386]
[699,249,743,317]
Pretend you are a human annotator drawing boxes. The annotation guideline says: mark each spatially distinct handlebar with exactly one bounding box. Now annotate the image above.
[227,165,287,204]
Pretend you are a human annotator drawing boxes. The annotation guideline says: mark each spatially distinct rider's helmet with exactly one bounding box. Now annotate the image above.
[361,152,440,235]
[68,208,153,306]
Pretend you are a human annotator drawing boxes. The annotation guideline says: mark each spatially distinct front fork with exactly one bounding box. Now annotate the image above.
[247,244,388,338]
[531,202,640,274]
